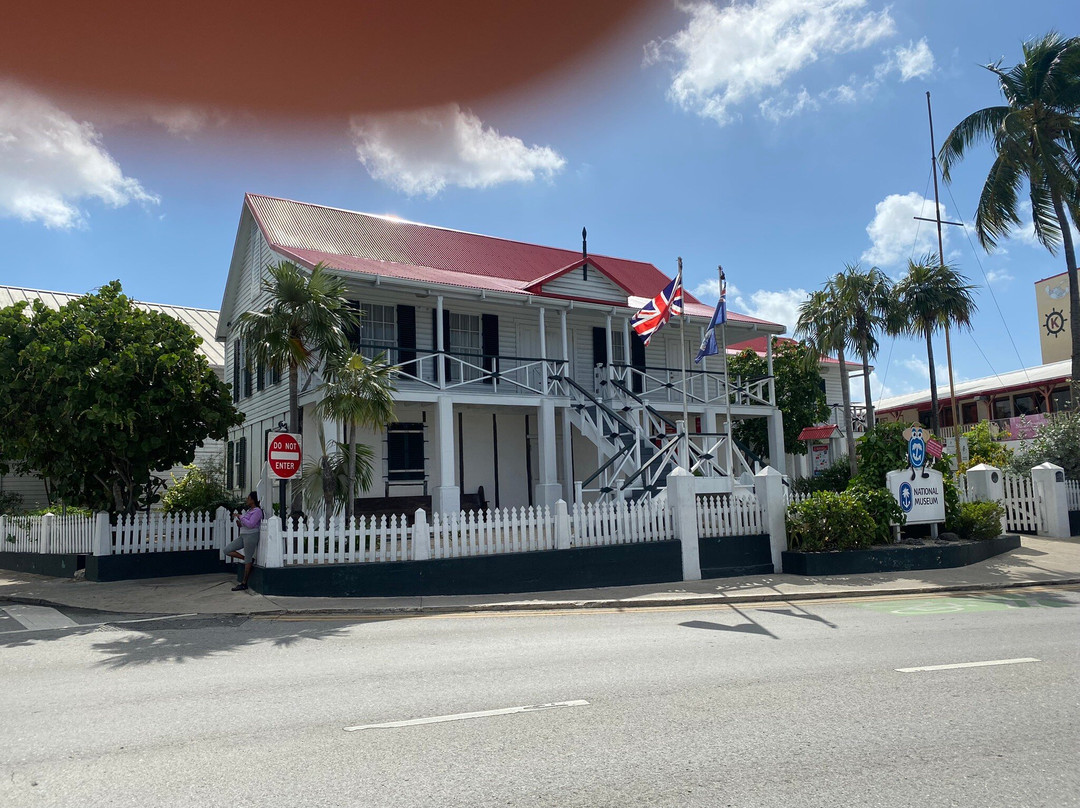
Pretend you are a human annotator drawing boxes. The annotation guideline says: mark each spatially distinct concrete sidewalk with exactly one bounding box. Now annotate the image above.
[1,535,1078,617]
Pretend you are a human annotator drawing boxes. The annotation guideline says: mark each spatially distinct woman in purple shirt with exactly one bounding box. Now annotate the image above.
[224,491,263,591]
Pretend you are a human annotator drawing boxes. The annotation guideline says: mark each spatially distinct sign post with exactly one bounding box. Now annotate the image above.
[268,433,302,525]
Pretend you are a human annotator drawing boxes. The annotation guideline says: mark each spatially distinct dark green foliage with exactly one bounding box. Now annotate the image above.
[854,422,911,487]
[845,482,906,545]
[0,282,243,514]
[0,491,24,515]
[786,491,876,552]
[1010,412,1080,479]
[727,340,829,461]
[947,501,1005,541]
[790,459,851,494]
[162,454,241,514]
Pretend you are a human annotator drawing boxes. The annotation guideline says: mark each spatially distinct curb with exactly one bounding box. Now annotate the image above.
[3,578,1079,619]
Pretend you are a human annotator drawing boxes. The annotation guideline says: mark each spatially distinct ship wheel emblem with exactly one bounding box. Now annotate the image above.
[1044,307,1066,338]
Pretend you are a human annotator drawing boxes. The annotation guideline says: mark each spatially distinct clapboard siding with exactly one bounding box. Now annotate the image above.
[541,265,627,303]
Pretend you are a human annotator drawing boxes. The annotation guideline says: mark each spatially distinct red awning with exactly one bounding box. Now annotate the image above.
[798,425,838,441]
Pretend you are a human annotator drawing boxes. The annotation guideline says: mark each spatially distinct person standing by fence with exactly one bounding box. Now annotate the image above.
[224,492,263,591]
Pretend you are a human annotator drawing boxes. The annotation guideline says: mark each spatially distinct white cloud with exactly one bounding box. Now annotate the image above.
[875,38,936,82]
[985,268,1014,285]
[646,0,895,125]
[759,88,818,122]
[862,191,951,268]
[694,279,808,333]
[350,104,566,196]
[0,82,157,229]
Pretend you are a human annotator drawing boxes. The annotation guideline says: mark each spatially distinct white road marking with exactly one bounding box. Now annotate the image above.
[897,658,1041,673]
[2,604,78,630]
[344,700,589,732]
[0,612,198,635]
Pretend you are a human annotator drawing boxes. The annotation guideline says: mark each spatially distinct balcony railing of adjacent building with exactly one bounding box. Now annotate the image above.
[934,412,1059,441]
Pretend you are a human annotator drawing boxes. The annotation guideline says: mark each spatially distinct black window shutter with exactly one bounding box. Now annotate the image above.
[256,358,265,392]
[242,340,253,398]
[397,305,416,376]
[630,332,647,394]
[232,343,240,403]
[592,326,608,367]
[226,441,235,489]
[236,438,247,490]
[481,314,499,383]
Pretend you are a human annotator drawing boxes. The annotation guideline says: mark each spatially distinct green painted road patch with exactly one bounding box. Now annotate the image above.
[862,592,1075,616]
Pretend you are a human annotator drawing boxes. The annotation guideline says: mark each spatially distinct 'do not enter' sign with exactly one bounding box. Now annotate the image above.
[268,433,302,480]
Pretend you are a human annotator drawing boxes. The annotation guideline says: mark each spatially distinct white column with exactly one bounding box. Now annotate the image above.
[561,407,575,503]
[535,397,562,507]
[666,467,701,581]
[432,395,460,514]
[560,309,569,380]
[755,465,788,574]
[539,306,548,392]
[766,410,787,475]
[1032,462,1070,538]
[435,295,445,389]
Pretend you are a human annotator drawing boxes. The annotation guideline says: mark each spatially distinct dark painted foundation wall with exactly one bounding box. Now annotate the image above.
[782,534,1021,576]
[86,550,228,582]
[698,534,772,578]
[0,552,83,578]
[251,540,686,597]
[1070,510,1079,537]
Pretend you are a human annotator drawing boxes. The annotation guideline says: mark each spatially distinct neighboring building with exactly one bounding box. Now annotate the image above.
[1035,271,1072,365]
[0,285,225,510]
[726,335,866,478]
[875,359,1072,441]
[217,193,788,513]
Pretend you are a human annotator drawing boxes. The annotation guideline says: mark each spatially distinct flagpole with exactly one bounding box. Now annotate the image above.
[677,257,690,470]
[718,266,734,478]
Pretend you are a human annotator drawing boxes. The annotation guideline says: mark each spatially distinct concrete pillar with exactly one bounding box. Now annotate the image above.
[41,513,55,555]
[432,395,460,514]
[535,397,562,507]
[966,463,1003,501]
[754,465,788,574]
[554,499,571,550]
[261,517,283,567]
[666,467,701,581]
[1032,462,1070,538]
[766,409,787,475]
[92,512,112,556]
[412,508,430,560]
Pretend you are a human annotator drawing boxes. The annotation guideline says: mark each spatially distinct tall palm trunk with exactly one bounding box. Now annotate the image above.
[837,346,857,476]
[925,327,940,435]
[860,337,875,430]
[288,361,302,517]
[1050,190,1080,409]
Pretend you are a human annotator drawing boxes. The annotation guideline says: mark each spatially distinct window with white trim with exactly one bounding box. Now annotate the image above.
[360,303,397,363]
[449,312,482,380]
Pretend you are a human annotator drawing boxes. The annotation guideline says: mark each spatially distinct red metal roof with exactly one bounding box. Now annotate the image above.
[245,193,780,327]
[797,425,839,441]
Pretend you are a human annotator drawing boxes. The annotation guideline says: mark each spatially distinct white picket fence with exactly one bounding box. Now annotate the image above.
[1067,479,1080,511]
[1000,473,1044,534]
[0,513,95,554]
[698,493,765,537]
[280,513,411,565]
[430,506,555,558]
[571,498,672,547]
[113,511,223,554]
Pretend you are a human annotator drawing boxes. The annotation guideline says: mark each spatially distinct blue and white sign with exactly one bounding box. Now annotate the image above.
[887,469,945,525]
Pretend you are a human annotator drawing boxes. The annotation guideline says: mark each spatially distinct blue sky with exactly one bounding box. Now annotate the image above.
[1,0,1077,403]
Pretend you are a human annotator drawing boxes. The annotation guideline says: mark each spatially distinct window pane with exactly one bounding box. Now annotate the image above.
[449,313,481,380]
[360,303,397,363]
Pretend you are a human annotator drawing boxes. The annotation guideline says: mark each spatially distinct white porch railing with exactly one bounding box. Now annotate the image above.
[0,513,95,554]
[386,348,568,396]
[602,364,773,407]
[698,493,765,537]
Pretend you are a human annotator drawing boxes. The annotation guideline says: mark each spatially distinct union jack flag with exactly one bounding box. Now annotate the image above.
[631,273,683,346]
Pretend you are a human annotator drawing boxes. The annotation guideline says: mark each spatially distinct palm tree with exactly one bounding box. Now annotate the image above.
[888,256,979,435]
[316,351,397,522]
[236,261,360,515]
[828,263,891,430]
[938,32,1080,406]
[796,288,858,476]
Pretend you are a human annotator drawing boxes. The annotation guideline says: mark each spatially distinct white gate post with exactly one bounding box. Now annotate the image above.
[92,512,112,556]
[41,513,55,554]
[966,463,1004,501]
[754,465,788,574]
[412,509,430,561]
[666,467,700,581]
[554,499,571,550]
[261,519,284,568]
[214,506,231,559]
[1031,462,1070,538]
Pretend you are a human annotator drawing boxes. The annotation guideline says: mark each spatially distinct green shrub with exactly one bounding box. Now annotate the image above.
[786,491,876,552]
[791,459,851,494]
[1009,411,1080,479]
[0,490,23,515]
[957,421,1013,474]
[854,422,910,487]
[845,482,905,545]
[161,455,237,514]
[947,501,1004,541]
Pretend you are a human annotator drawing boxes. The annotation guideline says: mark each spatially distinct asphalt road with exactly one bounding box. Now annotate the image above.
[2,587,1078,808]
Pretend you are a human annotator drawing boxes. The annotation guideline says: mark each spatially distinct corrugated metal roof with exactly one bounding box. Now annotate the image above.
[247,194,784,330]
[876,359,1071,412]
[0,285,224,368]
[798,425,838,441]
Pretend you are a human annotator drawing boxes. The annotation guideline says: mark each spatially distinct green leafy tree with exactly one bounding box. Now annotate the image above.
[162,453,242,514]
[235,261,360,515]
[957,421,1014,474]
[828,263,891,429]
[0,282,242,513]
[939,32,1080,406]
[315,352,397,521]
[1009,411,1080,478]
[888,257,978,435]
[796,288,858,475]
[727,341,829,462]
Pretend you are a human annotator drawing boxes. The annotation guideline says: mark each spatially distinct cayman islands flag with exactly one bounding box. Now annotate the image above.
[694,270,727,364]
[631,273,683,346]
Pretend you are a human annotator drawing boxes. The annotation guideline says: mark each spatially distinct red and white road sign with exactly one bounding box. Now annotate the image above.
[268,433,303,480]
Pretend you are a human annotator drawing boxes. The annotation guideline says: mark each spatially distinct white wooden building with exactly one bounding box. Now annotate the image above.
[217,194,788,513]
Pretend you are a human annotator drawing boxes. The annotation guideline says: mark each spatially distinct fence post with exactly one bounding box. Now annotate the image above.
[412,509,430,561]
[40,513,55,554]
[92,512,112,556]
[966,463,1003,502]
[1031,462,1070,538]
[214,506,230,559]
[754,465,787,574]
[666,467,700,581]
[261,519,284,568]
[554,499,571,550]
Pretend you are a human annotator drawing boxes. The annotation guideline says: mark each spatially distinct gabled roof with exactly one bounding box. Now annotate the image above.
[0,284,224,368]
[233,193,782,331]
[797,425,839,441]
[523,256,635,296]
